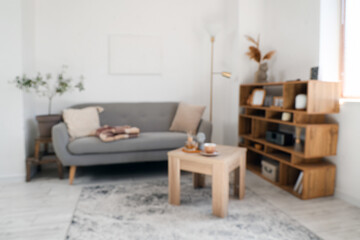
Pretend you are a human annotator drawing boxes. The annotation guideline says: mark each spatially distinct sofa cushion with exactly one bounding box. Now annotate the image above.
[67,132,187,155]
[63,106,104,139]
[169,102,205,134]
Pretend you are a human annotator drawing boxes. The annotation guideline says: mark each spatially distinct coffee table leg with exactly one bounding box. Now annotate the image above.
[193,173,205,188]
[234,167,240,197]
[239,152,246,200]
[212,163,228,218]
[168,156,181,205]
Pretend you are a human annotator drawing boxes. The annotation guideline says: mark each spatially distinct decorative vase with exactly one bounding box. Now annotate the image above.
[254,62,268,83]
[36,115,62,138]
[295,94,307,109]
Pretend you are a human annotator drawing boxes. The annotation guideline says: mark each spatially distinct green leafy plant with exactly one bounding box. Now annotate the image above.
[12,65,84,115]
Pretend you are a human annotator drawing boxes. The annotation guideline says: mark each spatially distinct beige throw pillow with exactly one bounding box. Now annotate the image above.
[63,106,104,139]
[169,102,205,133]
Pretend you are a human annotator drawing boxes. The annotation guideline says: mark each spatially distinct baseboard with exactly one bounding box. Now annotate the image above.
[335,189,360,208]
[0,174,25,183]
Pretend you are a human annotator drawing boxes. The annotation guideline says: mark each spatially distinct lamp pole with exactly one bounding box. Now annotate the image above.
[210,36,215,123]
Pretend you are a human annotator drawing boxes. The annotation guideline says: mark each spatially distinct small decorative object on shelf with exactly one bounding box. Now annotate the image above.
[245,35,276,83]
[295,94,307,110]
[310,66,319,80]
[264,96,273,107]
[265,130,293,146]
[294,127,303,152]
[261,159,279,182]
[247,89,266,106]
[11,65,85,137]
[254,143,263,150]
[272,96,283,108]
[26,138,63,182]
[281,112,292,121]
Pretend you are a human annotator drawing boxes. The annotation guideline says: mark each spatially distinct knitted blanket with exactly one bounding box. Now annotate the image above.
[95,125,140,142]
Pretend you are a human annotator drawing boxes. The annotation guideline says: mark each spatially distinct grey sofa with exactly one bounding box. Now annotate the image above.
[52,102,212,184]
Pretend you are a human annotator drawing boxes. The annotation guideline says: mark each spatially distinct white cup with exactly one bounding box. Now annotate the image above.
[204,143,216,154]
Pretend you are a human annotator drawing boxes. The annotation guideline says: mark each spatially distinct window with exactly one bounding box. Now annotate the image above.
[341,0,360,98]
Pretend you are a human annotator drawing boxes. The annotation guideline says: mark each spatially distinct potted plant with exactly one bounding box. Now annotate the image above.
[245,35,276,83]
[12,65,84,137]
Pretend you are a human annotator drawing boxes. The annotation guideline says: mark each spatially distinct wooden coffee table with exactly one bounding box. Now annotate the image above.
[167,145,247,218]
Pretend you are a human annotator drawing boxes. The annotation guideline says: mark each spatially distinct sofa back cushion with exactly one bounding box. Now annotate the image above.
[70,102,178,132]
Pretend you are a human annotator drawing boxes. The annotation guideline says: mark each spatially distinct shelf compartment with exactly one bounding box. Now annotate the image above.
[239,80,340,114]
[240,86,263,106]
[291,155,322,164]
[293,113,325,124]
[279,163,301,188]
[304,125,338,157]
[241,134,305,158]
[245,108,266,117]
[265,146,291,163]
[241,143,334,171]
[266,110,286,121]
[283,82,307,110]
[240,122,338,158]
[239,116,252,135]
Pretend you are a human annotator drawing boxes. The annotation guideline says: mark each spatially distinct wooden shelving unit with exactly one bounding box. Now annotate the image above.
[239,80,339,200]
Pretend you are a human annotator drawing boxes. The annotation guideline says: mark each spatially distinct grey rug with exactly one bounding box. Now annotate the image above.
[67,176,321,240]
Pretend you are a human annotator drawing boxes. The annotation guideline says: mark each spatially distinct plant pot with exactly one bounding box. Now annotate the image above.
[36,115,62,138]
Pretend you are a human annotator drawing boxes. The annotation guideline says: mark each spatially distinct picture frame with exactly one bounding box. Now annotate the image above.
[272,96,283,108]
[247,89,266,106]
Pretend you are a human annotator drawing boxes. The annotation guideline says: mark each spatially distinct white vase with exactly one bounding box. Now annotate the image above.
[295,94,307,109]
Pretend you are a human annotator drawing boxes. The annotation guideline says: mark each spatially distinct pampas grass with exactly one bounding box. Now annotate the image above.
[245,35,275,65]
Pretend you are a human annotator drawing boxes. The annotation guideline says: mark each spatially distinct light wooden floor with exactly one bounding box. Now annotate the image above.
[0,163,359,240]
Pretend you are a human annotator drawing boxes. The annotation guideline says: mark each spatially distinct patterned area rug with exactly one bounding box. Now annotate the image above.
[67,176,321,240]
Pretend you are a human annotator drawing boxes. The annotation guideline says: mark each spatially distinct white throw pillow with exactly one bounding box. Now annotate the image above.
[63,106,104,139]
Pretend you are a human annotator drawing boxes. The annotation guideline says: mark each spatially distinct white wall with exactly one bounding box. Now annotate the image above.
[261,0,320,82]
[22,0,37,157]
[30,0,228,115]
[319,0,360,207]
[0,0,26,180]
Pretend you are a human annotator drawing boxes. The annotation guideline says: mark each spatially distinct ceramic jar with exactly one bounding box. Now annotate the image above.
[295,94,307,110]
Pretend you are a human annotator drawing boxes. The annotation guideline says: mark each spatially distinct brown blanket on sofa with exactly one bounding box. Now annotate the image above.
[95,125,140,142]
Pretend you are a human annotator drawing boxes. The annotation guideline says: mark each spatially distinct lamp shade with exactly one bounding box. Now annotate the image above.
[205,23,222,37]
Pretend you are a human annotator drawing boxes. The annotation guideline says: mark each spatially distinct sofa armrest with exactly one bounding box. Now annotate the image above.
[197,119,212,142]
[52,122,73,166]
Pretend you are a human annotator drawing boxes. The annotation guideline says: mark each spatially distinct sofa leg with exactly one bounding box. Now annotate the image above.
[69,166,77,185]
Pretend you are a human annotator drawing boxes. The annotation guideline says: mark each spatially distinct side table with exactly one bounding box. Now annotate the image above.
[26,138,64,182]
[168,145,247,218]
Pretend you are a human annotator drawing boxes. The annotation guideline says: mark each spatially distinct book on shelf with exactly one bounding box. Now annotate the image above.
[298,184,303,195]
[293,171,303,192]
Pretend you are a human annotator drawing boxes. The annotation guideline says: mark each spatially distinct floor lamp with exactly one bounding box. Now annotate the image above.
[206,24,232,123]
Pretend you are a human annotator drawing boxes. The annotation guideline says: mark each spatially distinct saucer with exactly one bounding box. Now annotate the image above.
[182,148,201,153]
[200,151,219,157]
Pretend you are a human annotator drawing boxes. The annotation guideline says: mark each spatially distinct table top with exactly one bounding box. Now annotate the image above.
[168,145,247,164]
